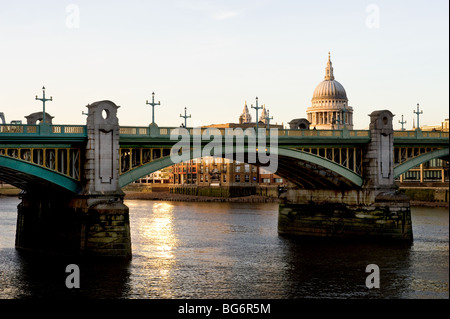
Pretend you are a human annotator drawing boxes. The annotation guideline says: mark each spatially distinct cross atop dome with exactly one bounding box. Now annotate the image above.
[325,52,335,81]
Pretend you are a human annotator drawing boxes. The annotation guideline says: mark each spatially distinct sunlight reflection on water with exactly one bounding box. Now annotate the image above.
[0,198,448,299]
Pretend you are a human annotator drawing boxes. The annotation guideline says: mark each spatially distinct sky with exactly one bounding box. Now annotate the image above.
[0,0,448,129]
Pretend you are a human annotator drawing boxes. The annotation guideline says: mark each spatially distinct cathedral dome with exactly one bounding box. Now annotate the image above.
[312,79,347,101]
[306,53,354,130]
[311,52,347,101]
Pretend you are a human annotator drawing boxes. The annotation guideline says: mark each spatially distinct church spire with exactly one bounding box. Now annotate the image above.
[239,100,252,124]
[324,52,335,81]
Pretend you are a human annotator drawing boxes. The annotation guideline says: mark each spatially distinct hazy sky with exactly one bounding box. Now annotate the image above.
[0,0,448,129]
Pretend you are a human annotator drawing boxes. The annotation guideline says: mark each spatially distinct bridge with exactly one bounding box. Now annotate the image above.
[0,100,448,258]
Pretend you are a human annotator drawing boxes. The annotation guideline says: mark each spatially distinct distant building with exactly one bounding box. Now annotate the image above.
[134,167,172,185]
[420,119,449,132]
[288,118,310,130]
[171,156,260,187]
[306,53,354,130]
[239,101,252,124]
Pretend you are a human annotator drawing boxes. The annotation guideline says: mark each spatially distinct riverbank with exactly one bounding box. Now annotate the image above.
[1,186,447,207]
[124,191,449,207]
[409,200,449,207]
[124,191,280,203]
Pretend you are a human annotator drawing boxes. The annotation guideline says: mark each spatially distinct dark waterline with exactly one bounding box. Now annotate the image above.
[0,197,448,299]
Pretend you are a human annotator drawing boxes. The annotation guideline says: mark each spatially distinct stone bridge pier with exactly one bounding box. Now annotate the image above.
[278,110,413,242]
[15,101,132,258]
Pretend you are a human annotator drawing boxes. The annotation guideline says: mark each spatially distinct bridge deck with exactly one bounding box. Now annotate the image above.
[1,124,448,144]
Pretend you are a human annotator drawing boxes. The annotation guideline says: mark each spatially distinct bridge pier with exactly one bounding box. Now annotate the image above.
[278,189,412,241]
[15,100,132,258]
[278,110,413,242]
[15,192,131,258]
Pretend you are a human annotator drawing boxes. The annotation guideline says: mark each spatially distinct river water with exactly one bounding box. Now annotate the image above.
[0,197,448,299]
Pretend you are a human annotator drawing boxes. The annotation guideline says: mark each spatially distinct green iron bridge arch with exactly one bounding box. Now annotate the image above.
[117,147,365,189]
[0,155,81,193]
[0,123,449,193]
[394,148,449,178]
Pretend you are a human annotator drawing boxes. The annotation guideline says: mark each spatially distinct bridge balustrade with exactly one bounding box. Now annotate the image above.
[2,124,449,140]
[394,130,449,139]
[0,124,86,136]
[0,124,39,134]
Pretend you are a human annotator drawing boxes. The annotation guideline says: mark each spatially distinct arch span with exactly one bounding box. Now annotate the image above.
[394,148,449,178]
[0,155,81,193]
[119,147,363,189]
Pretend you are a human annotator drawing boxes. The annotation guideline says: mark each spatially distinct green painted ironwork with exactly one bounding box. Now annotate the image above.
[0,147,81,181]
[0,121,447,190]
[0,124,86,137]
[394,148,449,178]
[278,147,364,186]
[118,146,364,188]
[1,123,448,145]
[0,155,81,193]
[119,155,175,187]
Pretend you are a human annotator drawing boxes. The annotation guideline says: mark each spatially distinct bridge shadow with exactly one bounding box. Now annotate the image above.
[12,250,132,299]
[277,237,413,298]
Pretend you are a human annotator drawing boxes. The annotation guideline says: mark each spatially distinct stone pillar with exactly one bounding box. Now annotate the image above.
[84,101,122,195]
[81,100,131,258]
[363,110,395,192]
[15,101,132,259]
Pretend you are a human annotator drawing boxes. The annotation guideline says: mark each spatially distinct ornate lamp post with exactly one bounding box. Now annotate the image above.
[146,92,160,125]
[399,115,407,131]
[35,86,52,124]
[413,103,423,129]
[251,96,262,132]
[180,107,191,127]
[264,109,273,127]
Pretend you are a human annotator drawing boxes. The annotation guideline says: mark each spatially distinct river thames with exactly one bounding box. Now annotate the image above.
[0,197,448,299]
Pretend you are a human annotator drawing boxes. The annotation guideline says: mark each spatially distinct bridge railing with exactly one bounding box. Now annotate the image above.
[50,125,86,135]
[0,124,87,136]
[394,130,449,139]
[0,124,39,134]
[3,124,447,140]
[119,126,372,139]
[278,129,370,138]
[120,127,262,136]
